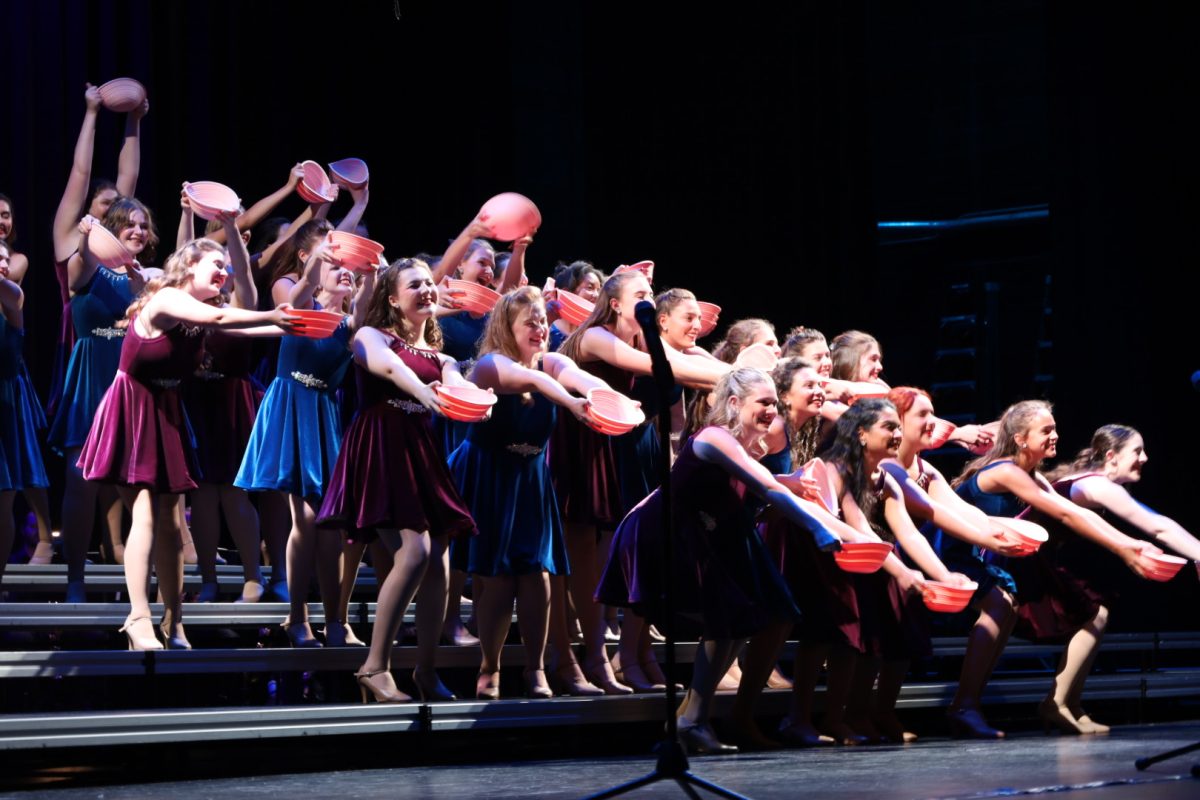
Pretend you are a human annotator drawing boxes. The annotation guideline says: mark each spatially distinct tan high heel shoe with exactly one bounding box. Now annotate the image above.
[549,664,605,697]
[1038,699,1086,735]
[355,668,411,703]
[475,671,501,700]
[120,616,164,651]
[583,661,633,695]
[524,669,553,699]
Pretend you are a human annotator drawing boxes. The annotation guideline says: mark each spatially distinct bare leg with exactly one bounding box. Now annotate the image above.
[22,487,53,562]
[679,638,741,726]
[1049,605,1109,733]
[564,522,627,691]
[475,574,514,698]
[101,484,125,564]
[411,534,454,699]
[154,494,187,645]
[218,485,262,596]
[516,571,552,696]
[443,568,476,645]
[547,573,601,694]
[947,586,1015,738]
[873,659,914,741]
[259,490,289,596]
[356,528,430,702]
[339,539,368,623]
[729,622,791,746]
[283,494,317,640]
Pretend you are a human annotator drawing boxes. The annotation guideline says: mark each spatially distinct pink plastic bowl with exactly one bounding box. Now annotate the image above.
[98,78,146,113]
[479,192,542,241]
[556,289,595,326]
[328,158,370,189]
[833,542,894,574]
[185,181,241,221]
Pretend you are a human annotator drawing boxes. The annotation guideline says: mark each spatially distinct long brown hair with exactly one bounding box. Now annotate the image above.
[363,258,444,351]
[558,270,643,362]
[478,286,544,361]
[264,218,332,287]
[122,238,224,326]
[953,399,1052,488]
[103,197,159,263]
[782,325,827,358]
[712,318,773,364]
[829,329,879,381]
[772,357,821,466]
[1044,424,1139,482]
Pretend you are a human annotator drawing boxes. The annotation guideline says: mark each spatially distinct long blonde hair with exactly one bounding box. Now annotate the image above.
[830,329,879,381]
[122,238,224,326]
[953,399,1053,488]
[705,368,774,459]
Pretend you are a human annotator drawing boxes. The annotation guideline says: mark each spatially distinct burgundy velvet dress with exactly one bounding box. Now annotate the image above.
[183,329,262,484]
[595,431,800,640]
[77,320,205,493]
[316,334,476,540]
[1010,472,1114,641]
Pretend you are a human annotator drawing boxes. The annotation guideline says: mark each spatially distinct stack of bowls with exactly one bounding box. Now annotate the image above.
[185,181,241,221]
[833,541,894,574]
[297,161,336,203]
[923,580,979,613]
[556,289,595,326]
[446,279,502,315]
[327,231,384,272]
[927,416,958,449]
[586,388,646,435]
[436,385,498,422]
[289,309,343,339]
[696,302,721,337]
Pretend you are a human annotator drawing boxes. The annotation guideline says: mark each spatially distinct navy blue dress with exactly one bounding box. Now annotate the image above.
[936,460,1022,604]
[448,382,568,577]
[0,318,49,490]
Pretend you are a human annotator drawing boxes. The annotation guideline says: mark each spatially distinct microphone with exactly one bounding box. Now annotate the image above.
[634,300,675,397]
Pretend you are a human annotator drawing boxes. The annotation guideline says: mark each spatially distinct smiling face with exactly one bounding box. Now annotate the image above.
[730,378,779,441]
[320,257,354,296]
[186,251,228,300]
[610,274,653,328]
[0,199,13,242]
[511,302,550,363]
[575,271,602,303]
[901,393,935,450]
[459,243,496,287]
[390,264,438,325]
[798,339,833,377]
[857,343,884,383]
[780,365,825,423]
[117,209,151,255]
[0,244,11,279]
[860,406,902,461]
[1106,433,1147,484]
[659,298,702,349]
[1016,409,1059,463]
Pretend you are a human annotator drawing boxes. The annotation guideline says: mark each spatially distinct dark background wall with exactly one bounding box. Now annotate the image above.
[3,1,1196,611]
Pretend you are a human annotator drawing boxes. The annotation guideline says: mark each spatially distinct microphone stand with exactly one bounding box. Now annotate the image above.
[585,302,749,800]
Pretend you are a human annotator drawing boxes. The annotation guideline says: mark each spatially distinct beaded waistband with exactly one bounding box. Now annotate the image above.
[506,443,544,457]
[387,398,429,414]
[150,378,181,389]
[290,371,328,390]
[90,327,125,340]
[194,369,227,381]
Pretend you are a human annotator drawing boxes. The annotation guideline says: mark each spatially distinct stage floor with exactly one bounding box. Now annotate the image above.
[5,721,1199,799]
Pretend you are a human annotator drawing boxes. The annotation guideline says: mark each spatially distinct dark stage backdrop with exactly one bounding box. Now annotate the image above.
[3,2,1197,613]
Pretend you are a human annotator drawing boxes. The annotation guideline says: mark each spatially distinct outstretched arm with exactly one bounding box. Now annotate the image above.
[1072,477,1200,562]
[209,164,303,246]
[146,287,296,332]
[472,353,589,422]
[353,326,446,415]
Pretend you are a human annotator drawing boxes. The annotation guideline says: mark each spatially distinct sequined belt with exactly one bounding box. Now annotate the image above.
[90,327,125,340]
[505,443,544,457]
[150,378,181,389]
[290,371,328,390]
[194,369,227,381]
[387,398,428,414]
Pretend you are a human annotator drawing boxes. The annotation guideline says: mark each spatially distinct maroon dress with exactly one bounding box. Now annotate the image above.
[1011,472,1113,641]
[596,431,800,640]
[184,329,262,484]
[316,333,476,540]
[77,320,205,493]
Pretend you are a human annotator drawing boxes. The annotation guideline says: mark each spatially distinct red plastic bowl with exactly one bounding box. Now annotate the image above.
[586,388,645,435]
[1143,553,1187,582]
[922,580,978,614]
[298,161,335,203]
[556,289,595,326]
[98,78,146,112]
[185,181,241,221]
[927,416,958,449]
[328,158,370,189]
[446,279,501,313]
[478,192,542,241]
[832,541,893,574]
[696,301,721,337]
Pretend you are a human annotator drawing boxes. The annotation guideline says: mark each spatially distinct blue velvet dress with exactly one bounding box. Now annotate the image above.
[936,460,1022,604]
[448,386,567,577]
[436,310,490,457]
[235,316,352,500]
[0,318,49,490]
[47,266,134,452]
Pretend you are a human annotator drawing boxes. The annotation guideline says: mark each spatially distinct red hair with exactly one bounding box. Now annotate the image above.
[887,386,930,418]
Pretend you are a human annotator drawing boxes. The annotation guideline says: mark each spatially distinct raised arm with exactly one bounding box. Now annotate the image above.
[67,217,102,294]
[349,264,377,330]
[432,216,492,285]
[1071,477,1200,562]
[256,206,315,277]
[692,425,841,551]
[53,85,103,263]
[335,183,369,233]
[209,164,303,246]
[287,243,332,309]
[177,184,196,249]
[115,99,148,197]
[219,212,257,310]
[496,235,531,293]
